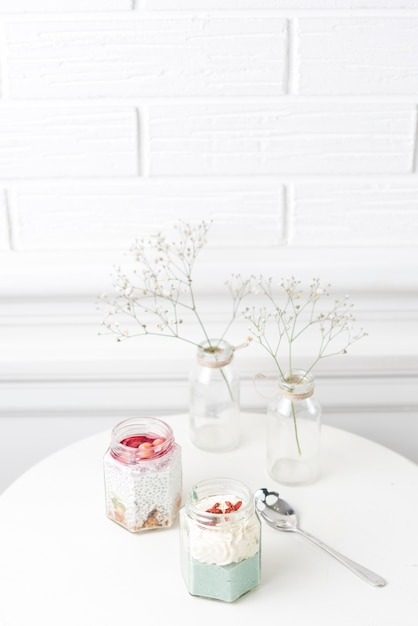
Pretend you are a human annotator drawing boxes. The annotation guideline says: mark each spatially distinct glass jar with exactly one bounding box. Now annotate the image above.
[267,369,321,485]
[179,477,261,602]
[103,417,182,532]
[189,339,240,452]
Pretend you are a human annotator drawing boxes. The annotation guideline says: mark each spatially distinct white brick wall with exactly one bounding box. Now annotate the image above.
[292,183,418,246]
[0,0,132,11]
[0,1,417,426]
[0,106,139,178]
[4,18,287,98]
[297,18,418,95]
[11,181,284,249]
[148,102,415,175]
[0,189,9,249]
[145,1,418,8]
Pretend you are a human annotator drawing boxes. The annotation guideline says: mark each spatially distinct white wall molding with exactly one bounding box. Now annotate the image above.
[1,369,417,416]
[1,244,417,415]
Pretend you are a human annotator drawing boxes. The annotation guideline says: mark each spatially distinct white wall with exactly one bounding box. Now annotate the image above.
[0,1,417,488]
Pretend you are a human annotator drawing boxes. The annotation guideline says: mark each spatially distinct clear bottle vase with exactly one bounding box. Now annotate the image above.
[189,339,240,452]
[267,369,321,485]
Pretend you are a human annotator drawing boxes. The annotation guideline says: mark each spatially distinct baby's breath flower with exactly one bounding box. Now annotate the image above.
[238,274,367,456]
[98,220,250,353]
[242,274,367,382]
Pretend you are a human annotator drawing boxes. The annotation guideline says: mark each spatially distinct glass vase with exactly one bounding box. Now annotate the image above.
[267,369,321,485]
[189,338,240,452]
[179,477,261,602]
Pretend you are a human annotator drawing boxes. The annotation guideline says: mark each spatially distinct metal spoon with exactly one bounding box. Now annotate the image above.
[254,488,386,587]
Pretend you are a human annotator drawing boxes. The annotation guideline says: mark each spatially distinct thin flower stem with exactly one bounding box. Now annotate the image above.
[220,367,235,402]
[98,222,250,407]
[242,275,367,455]
[291,401,302,456]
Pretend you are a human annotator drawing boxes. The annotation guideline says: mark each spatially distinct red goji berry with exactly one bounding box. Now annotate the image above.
[205,499,243,514]
[206,502,223,514]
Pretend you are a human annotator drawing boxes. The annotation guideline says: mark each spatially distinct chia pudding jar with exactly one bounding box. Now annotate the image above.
[103,417,182,532]
[179,477,261,602]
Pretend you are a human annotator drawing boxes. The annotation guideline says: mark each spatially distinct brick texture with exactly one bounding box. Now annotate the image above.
[12,181,284,249]
[0,191,9,250]
[292,183,418,245]
[5,18,287,99]
[145,1,418,8]
[0,0,133,11]
[0,107,139,178]
[298,18,418,95]
[0,1,416,279]
[149,102,415,175]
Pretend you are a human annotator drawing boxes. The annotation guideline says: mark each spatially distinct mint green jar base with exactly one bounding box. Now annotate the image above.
[186,555,261,602]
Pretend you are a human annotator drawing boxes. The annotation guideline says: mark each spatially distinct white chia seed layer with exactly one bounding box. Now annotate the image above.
[104,444,182,532]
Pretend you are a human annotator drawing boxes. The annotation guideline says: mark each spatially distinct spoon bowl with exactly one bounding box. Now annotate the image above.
[254,488,386,587]
[254,488,298,531]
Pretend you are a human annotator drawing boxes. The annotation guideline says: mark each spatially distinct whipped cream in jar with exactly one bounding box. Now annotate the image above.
[179,477,261,602]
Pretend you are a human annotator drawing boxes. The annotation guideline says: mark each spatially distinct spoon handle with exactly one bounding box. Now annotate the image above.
[296,528,386,587]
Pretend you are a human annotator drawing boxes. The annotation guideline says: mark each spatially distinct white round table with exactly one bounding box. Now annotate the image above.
[0,413,417,625]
